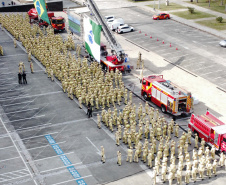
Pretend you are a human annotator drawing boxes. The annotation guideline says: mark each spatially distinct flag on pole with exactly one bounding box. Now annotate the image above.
[33,0,50,24]
[83,17,102,62]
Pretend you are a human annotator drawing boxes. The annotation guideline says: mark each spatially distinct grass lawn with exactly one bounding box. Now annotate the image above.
[171,10,215,19]
[187,0,226,14]
[196,19,226,30]
[147,3,186,11]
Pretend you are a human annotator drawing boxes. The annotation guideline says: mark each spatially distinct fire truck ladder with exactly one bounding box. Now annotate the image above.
[201,115,221,126]
[84,0,125,62]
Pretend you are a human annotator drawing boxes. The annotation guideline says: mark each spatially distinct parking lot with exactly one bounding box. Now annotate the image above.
[100,7,226,91]
[0,23,150,185]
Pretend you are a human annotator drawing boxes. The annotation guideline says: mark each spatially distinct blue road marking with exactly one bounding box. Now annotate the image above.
[60,155,72,166]
[45,135,56,144]
[51,144,64,155]
[45,135,88,185]
[76,179,87,185]
[67,166,81,179]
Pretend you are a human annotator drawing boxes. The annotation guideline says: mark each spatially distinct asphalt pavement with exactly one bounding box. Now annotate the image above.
[1,0,226,185]
[0,20,147,185]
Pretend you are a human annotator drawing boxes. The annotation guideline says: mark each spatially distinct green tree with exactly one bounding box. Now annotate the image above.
[216,16,223,23]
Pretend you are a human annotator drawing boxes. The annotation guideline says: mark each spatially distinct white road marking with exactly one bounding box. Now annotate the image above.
[0,174,30,183]
[0,108,39,115]
[0,156,20,162]
[17,132,58,141]
[40,162,83,173]
[154,47,170,53]
[34,151,74,162]
[0,87,24,95]
[26,141,66,151]
[4,114,45,123]
[183,62,202,68]
[14,171,29,176]
[183,46,189,49]
[0,91,62,101]
[201,70,223,76]
[0,173,14,179]
[0,77,16,81]
[18,118,90,132]
[16,122,53,132]
[0,83,17,87]
[0,72,13,75]
[33,103,49,117]
[1,100,33,107]
[50,175,93,185]
[86,137,101,154]
[0,169,28,177]
[0,134,9,139]
[0,145,14,150]
[193,65,214,71]
[213,76,223,80]
[162,52,173,56]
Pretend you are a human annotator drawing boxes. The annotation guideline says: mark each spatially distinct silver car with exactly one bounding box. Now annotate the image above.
[219,40,226,47]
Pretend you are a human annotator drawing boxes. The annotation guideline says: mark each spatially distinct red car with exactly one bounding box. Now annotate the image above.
[152,13,170,20]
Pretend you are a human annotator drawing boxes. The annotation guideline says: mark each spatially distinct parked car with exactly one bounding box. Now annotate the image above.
[117,24,134,34]
[152,13,170,20]
[110,18,124,31]
[219,40,226,47]
[105,15,115,21]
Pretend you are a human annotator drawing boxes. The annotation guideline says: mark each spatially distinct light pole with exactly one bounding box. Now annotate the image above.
[158,0,160,9]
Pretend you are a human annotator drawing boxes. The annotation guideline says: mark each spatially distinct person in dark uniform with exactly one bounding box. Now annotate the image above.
[18,72,22,84]
[22,71,27,84]
[87,102,92,118]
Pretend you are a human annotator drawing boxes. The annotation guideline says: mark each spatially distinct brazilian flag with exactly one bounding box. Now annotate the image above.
[33,0,50,24]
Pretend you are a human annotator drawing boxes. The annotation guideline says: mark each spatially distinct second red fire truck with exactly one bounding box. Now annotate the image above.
[189,111,226,153]
[141,75,193,116]
[28,8,65,32]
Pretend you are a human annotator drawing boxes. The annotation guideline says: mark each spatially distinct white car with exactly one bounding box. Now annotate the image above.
[219,40,226,47]
[104,15,115,21]
[117,24,134,34]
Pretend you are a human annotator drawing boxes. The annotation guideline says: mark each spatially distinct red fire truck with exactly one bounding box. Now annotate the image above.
[189,111,226,152]
[28,8,65,32]
[100,43,125,72]
[101,55,125,72]
[141,75,193,116]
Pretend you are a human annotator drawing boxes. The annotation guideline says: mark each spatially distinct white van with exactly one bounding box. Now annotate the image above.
[110,18,124,31]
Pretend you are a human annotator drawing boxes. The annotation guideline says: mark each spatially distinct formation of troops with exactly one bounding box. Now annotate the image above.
[1,13,226,185]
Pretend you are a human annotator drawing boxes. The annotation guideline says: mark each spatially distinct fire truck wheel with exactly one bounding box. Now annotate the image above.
[161,105,166,113]
[143,92,148,100]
